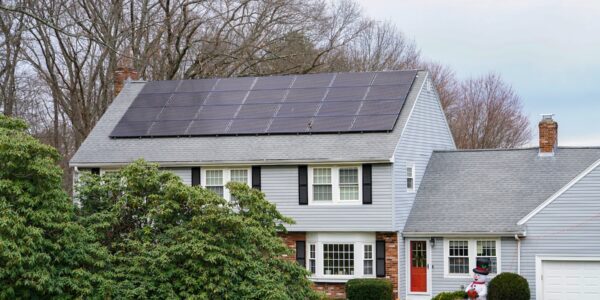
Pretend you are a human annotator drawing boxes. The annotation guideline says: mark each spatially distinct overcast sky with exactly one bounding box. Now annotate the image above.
[355,0,600,146]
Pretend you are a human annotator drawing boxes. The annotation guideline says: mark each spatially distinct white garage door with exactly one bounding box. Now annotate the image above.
[541,260,600,300]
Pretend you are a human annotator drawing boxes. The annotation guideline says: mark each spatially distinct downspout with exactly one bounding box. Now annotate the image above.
[514,234,521,275]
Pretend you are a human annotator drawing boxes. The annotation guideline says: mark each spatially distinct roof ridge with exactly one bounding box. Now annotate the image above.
[433,146,600,153]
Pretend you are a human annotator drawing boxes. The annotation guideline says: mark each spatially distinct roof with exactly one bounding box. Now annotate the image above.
[403,147,600,235]
[70,70,427,166]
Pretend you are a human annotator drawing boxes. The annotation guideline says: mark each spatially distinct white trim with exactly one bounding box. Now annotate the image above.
[443,238,502,279]
[535,256,600,300]
[70,159,393,168]
[201,167,252,201]
[405,238,432,297]
[518,158,600,225]
[402,232,523,238]
[307,165,363,206]
[406,162,416,193]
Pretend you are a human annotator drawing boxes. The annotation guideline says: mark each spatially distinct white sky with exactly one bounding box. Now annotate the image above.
[355,0,600,146]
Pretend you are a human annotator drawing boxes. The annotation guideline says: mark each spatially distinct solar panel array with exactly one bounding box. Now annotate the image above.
[110,70,417,138]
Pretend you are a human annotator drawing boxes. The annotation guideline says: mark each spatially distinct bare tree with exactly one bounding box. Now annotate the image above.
[0,0,26,116]
[450,73,531,149]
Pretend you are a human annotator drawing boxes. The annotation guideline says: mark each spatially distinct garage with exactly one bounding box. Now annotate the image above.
[539,259,600,300]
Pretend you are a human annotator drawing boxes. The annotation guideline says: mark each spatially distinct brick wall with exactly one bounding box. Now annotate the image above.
[377,232,399,299]
[313,282,346,299]
[279,232,306,261]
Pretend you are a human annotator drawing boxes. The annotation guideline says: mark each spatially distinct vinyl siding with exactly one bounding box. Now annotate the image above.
[521,163,600,299]
[162,168,192,186]
[261,164,394,231]
[421,237,518,298]
[395,75,455,298]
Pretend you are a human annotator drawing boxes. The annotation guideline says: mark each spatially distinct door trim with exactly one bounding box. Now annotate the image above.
[405,238,432,296]
[535,256,600,300]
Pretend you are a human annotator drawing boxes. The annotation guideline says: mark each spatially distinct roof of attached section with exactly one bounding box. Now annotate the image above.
[403,147,600,235]
[70,70,427,166]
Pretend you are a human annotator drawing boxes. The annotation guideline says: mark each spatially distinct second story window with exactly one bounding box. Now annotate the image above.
[308,166,362,205]
[202,168,251,200]
[407,164,415,192]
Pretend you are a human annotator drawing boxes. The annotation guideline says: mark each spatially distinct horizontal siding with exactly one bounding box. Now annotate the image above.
[262,165,393,231]
[162,168,192,186]
[396,76,456,298]
[521,164,600,299]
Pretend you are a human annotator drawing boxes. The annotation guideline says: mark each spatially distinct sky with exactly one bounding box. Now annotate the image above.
[355,0,600,146]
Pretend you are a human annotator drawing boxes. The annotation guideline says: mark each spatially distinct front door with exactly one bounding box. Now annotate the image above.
[410,240,427,293]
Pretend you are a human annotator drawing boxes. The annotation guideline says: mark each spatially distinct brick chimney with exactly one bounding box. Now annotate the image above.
[539,114,558,156]
[114,66,139,96]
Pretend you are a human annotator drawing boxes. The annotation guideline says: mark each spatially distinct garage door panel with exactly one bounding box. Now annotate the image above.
[542,260,600,300]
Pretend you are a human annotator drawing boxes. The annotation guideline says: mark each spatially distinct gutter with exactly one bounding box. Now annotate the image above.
[515,234,522,275]
[402,231,524,238]
[70,158,394,168]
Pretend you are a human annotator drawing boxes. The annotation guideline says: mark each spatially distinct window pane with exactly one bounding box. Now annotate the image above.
[406,167,413,177]
[363,260,373,275]
[206,170,223,186]
[339,168,358,184]
[230,169,248,183]
[340,185,359,201]
[477,240,497,273]
[323,244,354,276]
[313,168,332,184]
[313,185,332,201]
[207,186,224,197]
[407,178,414,190]
[309,244,316,274]
[449,240,469,274]
[364,245,373,259]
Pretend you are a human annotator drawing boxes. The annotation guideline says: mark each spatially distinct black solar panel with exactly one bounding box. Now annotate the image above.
[110,70,417,138]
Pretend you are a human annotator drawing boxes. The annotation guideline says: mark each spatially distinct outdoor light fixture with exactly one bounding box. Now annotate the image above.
[430,237,436,248]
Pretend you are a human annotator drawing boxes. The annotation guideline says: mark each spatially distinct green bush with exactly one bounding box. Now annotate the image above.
[432,290,468,300]
[346,279,393,300]
[488,272,530,300]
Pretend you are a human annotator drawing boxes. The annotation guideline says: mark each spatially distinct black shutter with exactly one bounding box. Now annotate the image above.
[296,241,306,267]
[362,164,372,204]
[91,168,100,175]
[252,166,261,190]
[191,167,201,186]
[376,240,386,277]
[298,166,308,205]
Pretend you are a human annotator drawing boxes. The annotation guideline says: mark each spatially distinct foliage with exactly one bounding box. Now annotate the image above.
[76,160,319,299]
[487,272,530,300]
[0,114,107,298]
[431,290,468,300]
[346,278,394,300]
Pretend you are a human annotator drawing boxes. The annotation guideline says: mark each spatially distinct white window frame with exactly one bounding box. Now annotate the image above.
[307,165,362,205]
[443,238,501,278]
[306,232,376,281]
[201,167,251,201]
[406,163,416,193]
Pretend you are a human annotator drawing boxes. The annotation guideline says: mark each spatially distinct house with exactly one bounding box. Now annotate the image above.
[71,68,600,300]
[70,69,455,299]
[403,115,600,300]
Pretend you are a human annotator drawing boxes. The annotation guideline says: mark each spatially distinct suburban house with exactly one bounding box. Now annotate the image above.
[70,69,600,300]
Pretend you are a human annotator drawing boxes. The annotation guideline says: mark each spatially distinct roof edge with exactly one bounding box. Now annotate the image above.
[402,231,524,237]
[70,158,394,168]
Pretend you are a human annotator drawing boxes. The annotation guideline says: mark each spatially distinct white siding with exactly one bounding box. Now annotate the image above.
[396,75,456,298]
[521,164,600,299]
[262,164,394,231]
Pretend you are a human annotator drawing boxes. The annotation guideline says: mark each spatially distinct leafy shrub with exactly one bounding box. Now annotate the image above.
[488,272,530,300]
[432,290,468,300]
[346,279,393,300]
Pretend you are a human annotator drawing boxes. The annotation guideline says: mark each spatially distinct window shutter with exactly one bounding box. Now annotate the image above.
[298,166,308,205]
[362,164,372,204]
[296,241,306,267]
[252,166,261,190]
[376,240,386,277]
[91,168,100,175]
[191,167,201,186]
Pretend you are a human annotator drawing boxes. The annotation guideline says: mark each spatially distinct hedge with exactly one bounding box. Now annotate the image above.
[345,279,393,300]
[488,272,530,300]
[431,290,468,300]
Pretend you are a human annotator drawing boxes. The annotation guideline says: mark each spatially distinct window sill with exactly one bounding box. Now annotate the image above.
[307,201,363,206]
[309,276,376,283]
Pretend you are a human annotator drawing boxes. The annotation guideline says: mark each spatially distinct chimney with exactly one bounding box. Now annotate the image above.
[539,114,558,156]
[114,66,139,96]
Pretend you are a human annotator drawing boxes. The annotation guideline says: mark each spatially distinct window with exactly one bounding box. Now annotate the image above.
[202,168,251,200]
[477,240,497,274]
[309,244,316,274]
[444,239,501,277]
[323,244,354,275]
[308,166,362,204]
[313,168,333,201]
[406,164,415,192]
[339,168,359,201]
[363,244,374,275]
[448,241,469,274]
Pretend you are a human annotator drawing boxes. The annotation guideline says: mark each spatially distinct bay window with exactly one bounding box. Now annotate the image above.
[201,168,251,200]
[308,166,362,204]
[306,233,375,280]
[444,239,500,277]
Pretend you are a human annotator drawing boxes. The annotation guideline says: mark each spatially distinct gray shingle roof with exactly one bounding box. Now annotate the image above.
[404,147,600,235]
[70,70,426,166]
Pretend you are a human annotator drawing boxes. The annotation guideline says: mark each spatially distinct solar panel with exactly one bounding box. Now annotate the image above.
[110,70,417,138]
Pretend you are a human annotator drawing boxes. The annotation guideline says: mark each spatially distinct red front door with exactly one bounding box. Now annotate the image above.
[410,241,427,293]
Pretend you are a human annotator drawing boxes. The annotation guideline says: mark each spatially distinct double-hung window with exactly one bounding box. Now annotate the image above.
[308,166,361,204]
[363,244,374,275]
[444,239,500,277]
[406,163,415,192]
[202,168,250,200]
